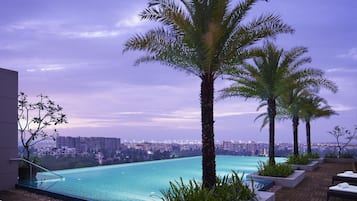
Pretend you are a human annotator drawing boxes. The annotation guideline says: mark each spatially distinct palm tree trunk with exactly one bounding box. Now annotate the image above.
[267,98,276,165]
[293,115,299,156]
[306,121,312,154]
[200,73,216,189]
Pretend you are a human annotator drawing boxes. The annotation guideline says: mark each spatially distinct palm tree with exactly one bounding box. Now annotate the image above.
[278,88,311,156]
[278,74,337,156]
[123,0,293,188]
[219,41,312,165]
[300,95,337,154]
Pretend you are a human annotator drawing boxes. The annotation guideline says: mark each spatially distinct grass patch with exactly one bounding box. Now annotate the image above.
[306,153,320,159]
[257,161,294,177]
[287,154,310,165]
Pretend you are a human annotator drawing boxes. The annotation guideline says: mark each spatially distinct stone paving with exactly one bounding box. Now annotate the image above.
[0,188,61,201]
[273,162,353,201]
[0,162,354,201]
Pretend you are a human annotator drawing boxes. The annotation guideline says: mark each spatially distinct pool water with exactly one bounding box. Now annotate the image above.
[21,156,286,201]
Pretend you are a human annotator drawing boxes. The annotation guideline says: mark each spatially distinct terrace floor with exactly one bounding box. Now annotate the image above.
[271,161,352,201]
[0,161,353,201]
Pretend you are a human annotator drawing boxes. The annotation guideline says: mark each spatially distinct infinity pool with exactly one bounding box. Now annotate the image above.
[21,156,286,201]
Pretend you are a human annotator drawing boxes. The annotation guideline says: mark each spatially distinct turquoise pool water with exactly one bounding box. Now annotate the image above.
[24,156,286,201]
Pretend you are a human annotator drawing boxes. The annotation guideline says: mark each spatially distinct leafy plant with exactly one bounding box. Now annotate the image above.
[160,171,256,201]
[287,154,310,165]
[307,153,320,159]
[328,125,357,158]
[325,153,337,158]
[340,153,354,158]
[257,161,293,177]
[18,92,68,161]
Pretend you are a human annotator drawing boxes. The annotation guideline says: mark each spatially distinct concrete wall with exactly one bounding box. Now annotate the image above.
[0,68,18,190]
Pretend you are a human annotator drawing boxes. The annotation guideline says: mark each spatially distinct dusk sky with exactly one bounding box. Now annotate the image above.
[1,0,356,143]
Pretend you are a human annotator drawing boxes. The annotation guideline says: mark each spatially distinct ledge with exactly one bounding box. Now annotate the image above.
[292,160,319,171]
[256,191,275,201]
[247,170,306,188]
[310,157,324,164]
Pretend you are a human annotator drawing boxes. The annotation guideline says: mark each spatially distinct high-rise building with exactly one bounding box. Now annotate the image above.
[56,136,121,153]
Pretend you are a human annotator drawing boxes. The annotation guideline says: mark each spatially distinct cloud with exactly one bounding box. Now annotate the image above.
[215,111,260,117]
[26,64,65,72]
[4,19,123,39]
[53,84,263,131]
[4,20,48,31]
[57,117,119,129]
[62,30,121,38]
[331,104,356,112]
[114,111,144,115]
[60,111,199,130]
[326,67,357,73]
[115,15,143,28]
[338,48,357,60]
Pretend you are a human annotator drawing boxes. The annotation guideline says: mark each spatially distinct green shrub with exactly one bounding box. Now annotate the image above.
[325,152,337,158]
[287,154,310,165]
[341,153,354,158]
[257,161,293,177]
[307,153,320,159]
[325,152,354,159]
[160,171,256,201]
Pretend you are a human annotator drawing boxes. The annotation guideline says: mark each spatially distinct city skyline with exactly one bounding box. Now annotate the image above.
[1,0,356,143]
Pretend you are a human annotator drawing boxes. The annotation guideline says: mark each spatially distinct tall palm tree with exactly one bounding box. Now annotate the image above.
[278,88,311,156]
[300,95,337,154]
[123,0,293,188]
[219,41,312,165]
[278,74,337,156]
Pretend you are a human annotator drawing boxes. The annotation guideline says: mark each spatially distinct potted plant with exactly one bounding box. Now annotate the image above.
[287,154,319,171]
[247,161,305,188]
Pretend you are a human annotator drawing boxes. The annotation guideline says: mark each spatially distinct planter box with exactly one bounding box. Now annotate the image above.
[291,160,319,171]
[256,191,275,201]
[310,157,324,164]
[247,170,306,188]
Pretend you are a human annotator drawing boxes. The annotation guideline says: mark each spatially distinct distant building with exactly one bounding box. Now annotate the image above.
[56,136,121,153]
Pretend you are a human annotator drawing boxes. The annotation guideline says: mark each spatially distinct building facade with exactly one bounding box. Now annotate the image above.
[0,68,18,190]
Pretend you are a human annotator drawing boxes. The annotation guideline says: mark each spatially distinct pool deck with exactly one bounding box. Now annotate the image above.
[0,162,353,201]
[270,161,352,201]
[0,188,62,201]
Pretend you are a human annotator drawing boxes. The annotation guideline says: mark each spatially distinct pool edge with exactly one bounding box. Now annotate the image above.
[16,183,87,201]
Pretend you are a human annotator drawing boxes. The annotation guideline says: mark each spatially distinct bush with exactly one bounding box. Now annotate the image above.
[307,153,320,159]
[160,171,256,201]
[325,153,337,158]
[340,153,354,158]
[257,161,294,177]
[325,152,354,159]
[287,154,310,165]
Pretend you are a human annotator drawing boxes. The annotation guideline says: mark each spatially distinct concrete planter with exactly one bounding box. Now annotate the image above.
[247,170,306,188]
[291,160,319,171]
[256,191,275,201]
[310,157,324,164]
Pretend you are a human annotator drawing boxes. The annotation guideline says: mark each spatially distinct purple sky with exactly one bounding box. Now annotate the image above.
[1,0,356,143]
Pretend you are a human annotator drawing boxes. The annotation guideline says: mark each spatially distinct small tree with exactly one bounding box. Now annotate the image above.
[18,92,67,161]
[328,125,357,158]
